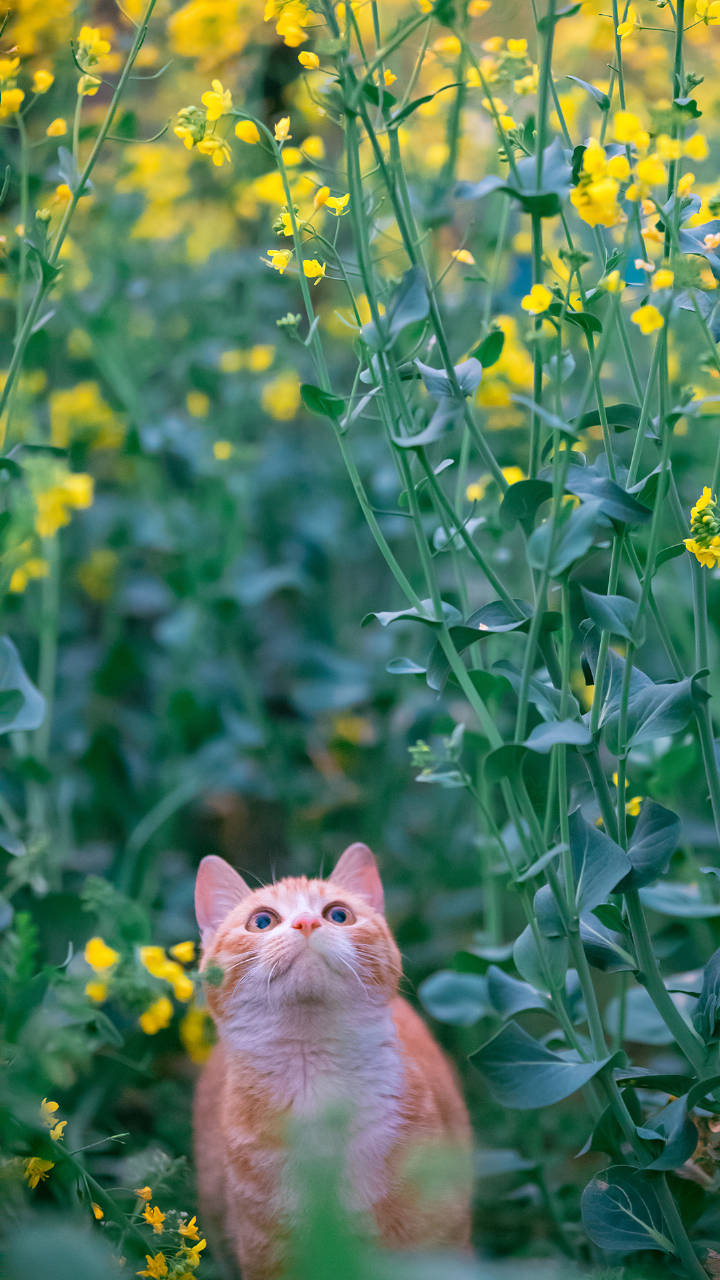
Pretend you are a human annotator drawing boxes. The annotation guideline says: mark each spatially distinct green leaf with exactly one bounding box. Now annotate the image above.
[524,719,592,752]
[470,329,505,368]
[581,1166,672,1253]
[300,384,345,420]
[388,92,437,127]
[640,882,720,917]
[656,542,686,568]
[0,637,45,733]
[580,912,636,972]
[605,986,679,1046]
[637,1097,699,1170]
[692,945,720,1043]
[566,74,610,112]
[564,466,651,526]
[418,969,489,1026]
[456,139,571,218]
[568,809,631,915]
[527,500,605,576]
[385,656,426,675]
[513,924,568,993]
[362,599,459,628]
[581,587,637,641]
[387,266,429,341]
[486,965,550,1018]
[361,82,396,110]
[470,1020,617,1109]
[621,801,681,890]
[499,479,553,533]
[414,357,483,399]
[574,402,640,433]
[484,743,527,783]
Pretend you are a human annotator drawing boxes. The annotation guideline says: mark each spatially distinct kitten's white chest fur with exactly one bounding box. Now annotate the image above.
[225,1001,405,1210]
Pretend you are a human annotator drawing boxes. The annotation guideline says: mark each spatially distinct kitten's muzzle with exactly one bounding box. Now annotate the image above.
[290,913,322,938]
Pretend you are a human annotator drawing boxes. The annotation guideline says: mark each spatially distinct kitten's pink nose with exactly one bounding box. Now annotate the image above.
[290,913,322,937]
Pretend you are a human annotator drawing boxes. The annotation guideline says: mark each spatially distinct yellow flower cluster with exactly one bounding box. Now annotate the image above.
[76,25,113,97]
[139,944,195,1001]
[84,934,120,1002]
[685,487,720,568]
[264,0,317,48]
[24,1156,55,1189]
[570,138,624,229]
[50,381,123,450]
[33,470,94,539]
[136,1201,207,1277]
[0,55,24,120]
[41,1097,67,1141]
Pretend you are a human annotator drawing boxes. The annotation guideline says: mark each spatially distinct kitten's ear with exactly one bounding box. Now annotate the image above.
[329,842,384,914]
[195,855,252,941]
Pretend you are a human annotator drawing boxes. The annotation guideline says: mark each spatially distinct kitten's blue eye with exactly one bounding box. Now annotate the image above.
[247,909,279,932]
[323,904,355,925]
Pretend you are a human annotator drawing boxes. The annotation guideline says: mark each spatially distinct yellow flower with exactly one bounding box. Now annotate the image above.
[49,1120,67,1141]
[186,390,210,417]
[201,79,232,121]
[630,304,664,335]
[248,344,275,371]
[9,557,49,593]
[24,1157,54,1189]
[179,1216,200,1240]
[626,795,643,817]
[606,154,630,181]
[143,1205,166,1234]
[302,135,324,160]
[384,68,397,85]
[196,136,231,167]
[651,268,674,291]
[41,1098,59,1121]
[617,3,638,36]
[0,57,20,82]
[85,936,119,973]
[274,116,291,142]
[685,133,709,162]
[139,996,174,1035]
[298,50,319,68]
[85,980,108,1002]
[696,0,720,23]
[33,70,54,93]
[0,88,24,117]
[636,155,666,187]
[170,941,196,964]
[302,258,326,284]
[685,487,720,567]
[34,471,94,538]
[261,370,301,420]
[182,1239,207,1267]
[452,248,475,265]
[213,440,232,460]
[613,110,645,146]
[77,25,111,65]
[602,269,624,293]
[135,1186,153,1201]
[77,75,101,98]
[235,120,260,144]
[324,193,350,215]
[137,1253,168,1279]
[46,118,67,137]
[264,248,292,274]
[521,283,552,315]
[91,1202,104,1219]
[313,185,329,209]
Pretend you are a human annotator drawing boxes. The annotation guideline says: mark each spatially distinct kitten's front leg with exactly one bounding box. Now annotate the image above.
[226,1139,289,1280]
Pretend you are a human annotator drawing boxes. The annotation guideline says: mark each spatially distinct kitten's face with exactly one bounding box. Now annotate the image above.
[196,846,401,1024]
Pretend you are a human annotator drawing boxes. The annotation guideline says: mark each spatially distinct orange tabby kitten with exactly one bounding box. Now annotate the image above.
[193,842,472,1279]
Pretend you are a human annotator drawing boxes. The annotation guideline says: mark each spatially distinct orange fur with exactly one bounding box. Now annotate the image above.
[193,845,472,1278]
